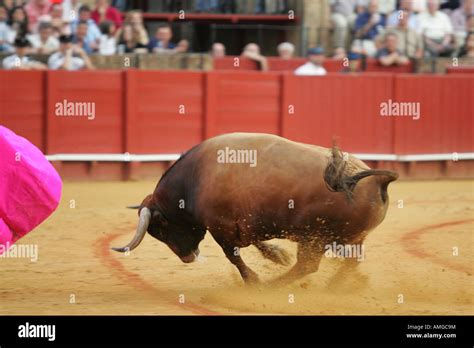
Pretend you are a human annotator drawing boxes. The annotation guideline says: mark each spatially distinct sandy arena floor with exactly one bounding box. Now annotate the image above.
[0,180,472,315]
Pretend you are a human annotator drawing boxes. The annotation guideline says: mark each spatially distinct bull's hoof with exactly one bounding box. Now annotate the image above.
[262,246,292,266]
[243,271,261,285]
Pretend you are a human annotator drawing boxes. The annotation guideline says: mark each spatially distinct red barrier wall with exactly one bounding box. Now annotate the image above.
[393,74,474,154]
[205,71,281,137]
[281,73,394,153]
[47,70,124,153]
[0,71,45,151]
[126,70,204,153]
[267,57,306,71]
[1,70,472,163]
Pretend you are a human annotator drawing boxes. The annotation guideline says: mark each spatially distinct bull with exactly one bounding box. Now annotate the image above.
[112,133,398,284]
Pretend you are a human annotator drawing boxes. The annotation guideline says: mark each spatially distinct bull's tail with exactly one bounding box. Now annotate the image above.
[324,144,398,200]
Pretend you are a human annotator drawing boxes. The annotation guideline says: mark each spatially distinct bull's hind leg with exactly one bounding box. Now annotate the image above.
[269,239,325,285]
[327,240,368,290]
[254,241,292,266]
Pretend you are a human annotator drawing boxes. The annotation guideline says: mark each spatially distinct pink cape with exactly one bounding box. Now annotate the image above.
[0,126,62,254]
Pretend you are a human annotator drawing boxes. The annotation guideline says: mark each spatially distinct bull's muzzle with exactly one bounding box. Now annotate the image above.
[180,248,200,263]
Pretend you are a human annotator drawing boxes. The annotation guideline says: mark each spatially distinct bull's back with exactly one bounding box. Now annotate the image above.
[191,134,367,238]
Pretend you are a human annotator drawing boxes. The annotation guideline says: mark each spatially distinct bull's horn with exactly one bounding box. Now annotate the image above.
[126,205,141,209]
[112,207,151,253]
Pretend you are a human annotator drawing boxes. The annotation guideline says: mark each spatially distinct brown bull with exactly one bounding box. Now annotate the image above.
[113,133,398,284]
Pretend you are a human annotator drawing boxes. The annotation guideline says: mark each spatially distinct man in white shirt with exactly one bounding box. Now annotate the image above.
[418,0,455,56]
[28,22,60,54]
[386,0,420,30]
[294,47,327,76]
[2,37,46,70]
[48,34,94,70]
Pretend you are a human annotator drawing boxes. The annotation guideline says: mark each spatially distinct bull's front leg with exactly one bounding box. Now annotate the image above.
[221,244,260,284]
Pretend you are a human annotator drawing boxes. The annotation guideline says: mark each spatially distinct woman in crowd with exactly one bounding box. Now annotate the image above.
[115,9,148,48]
[459,31,474,57]
[117,23,146,53]
[8,5,28,37]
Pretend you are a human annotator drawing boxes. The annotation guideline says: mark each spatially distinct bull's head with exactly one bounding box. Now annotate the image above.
[111,194,205,263]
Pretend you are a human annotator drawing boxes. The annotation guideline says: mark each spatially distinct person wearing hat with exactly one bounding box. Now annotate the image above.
[294,47,328,76]
[47,34,94,70]
[2,36,46,70]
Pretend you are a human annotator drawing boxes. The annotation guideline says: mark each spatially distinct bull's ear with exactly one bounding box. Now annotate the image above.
[152,210,168,226]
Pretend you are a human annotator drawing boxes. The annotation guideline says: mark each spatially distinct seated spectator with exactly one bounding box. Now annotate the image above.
[376,32,410,66]
[0,5,14,52]
[28,21,59,54]
[3,36,46,70]
[72,20,96,54]
[117,23,147,53]
[25,0,51,32]
[294,47,327,76]
[330,0,357,51]
[332,46,347,59]
[419,0,455,56]
[71,5,102,46]
[196,0,219,13]
[91,0,122,28]
[388,10,424,59]
[47,3,66,35]
[459,30,474,56]
[386,0,420,30]
[241,42,268,71]
[116,10,148,47]
[98,20,116,55]
[2,0,23,15]
[451,0,474,47]
[8,6,29,38]
[130,10,149,45]
[48,34,94,70]
[148,25,176,53]
[353,0,386,57]
[277,42,295,59]
[211,42,226,58]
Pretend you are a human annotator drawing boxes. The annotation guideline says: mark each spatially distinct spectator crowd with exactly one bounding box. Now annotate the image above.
[330,0,474,65]
[1,0,473,72]
[0,0,190,70]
